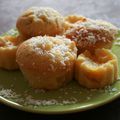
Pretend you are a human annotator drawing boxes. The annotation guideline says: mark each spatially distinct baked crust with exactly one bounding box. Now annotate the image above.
[16,7,65,39]
[75,49,118,88]
[16,36,77,89]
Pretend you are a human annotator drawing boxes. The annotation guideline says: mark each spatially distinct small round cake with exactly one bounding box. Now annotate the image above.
[16,36,77,90]
[0,36,22,70]
[16,7,65,39]
[75,49,118,88]
[64,19,118,54]
[64,15,88,31]
[65,15,87,24]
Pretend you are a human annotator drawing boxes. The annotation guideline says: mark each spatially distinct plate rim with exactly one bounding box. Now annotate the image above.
[0,90,120,114]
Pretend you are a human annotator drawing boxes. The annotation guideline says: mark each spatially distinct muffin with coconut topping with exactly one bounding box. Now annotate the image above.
[16,7,65,39]
[64,19,118,54]
[16,36,77,90]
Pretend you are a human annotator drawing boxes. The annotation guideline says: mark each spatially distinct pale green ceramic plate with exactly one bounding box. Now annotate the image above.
[0,29,120,114]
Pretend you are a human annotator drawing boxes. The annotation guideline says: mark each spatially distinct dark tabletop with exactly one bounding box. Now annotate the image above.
[0,99,120,120]
[0,0,120,119]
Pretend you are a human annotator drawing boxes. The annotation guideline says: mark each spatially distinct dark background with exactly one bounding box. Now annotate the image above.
[0,0,120,119]
[1,99,120,120]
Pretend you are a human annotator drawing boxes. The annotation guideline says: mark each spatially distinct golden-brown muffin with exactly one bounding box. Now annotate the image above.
[16,7,65,39]
[64,15,88,30]
[64,19,118,54]
[75,49,118,89]
[16,36,77,90]
[0,36,22,70]
[65,15,87,24]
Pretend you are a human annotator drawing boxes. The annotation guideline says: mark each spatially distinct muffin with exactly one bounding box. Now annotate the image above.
[0,35,22,70]
[64,15,88,31]
[16,36,77,90]
[64,19,118,54]
[75,49,118,88]
[16,7,65,39]
[65,15,87,24]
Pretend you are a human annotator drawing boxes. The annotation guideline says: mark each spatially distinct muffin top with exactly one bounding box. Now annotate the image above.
[16,7,65,38]
[16,36,77,70]
[22,7,62,18]
[0,36,20,48]
[65,19,118,43]
[64,19,118,53]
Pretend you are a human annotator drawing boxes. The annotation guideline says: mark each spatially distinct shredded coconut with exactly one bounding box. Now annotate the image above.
[0,89,20,99]
[65,19,118,47]
[0,81,119,107]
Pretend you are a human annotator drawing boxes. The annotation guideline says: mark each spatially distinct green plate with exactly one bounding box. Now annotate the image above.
[0,29,120,114]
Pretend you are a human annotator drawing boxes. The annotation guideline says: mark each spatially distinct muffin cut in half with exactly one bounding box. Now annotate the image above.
[16,36,77,90]
[0,36,22,70]
[64,15,88,31]
[75,49,118,88]
[65,15,87,24]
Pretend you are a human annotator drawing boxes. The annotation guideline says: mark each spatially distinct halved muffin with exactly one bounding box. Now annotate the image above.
[64,15,88,31]
[0,36,22,70]
[75,49,118,88]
